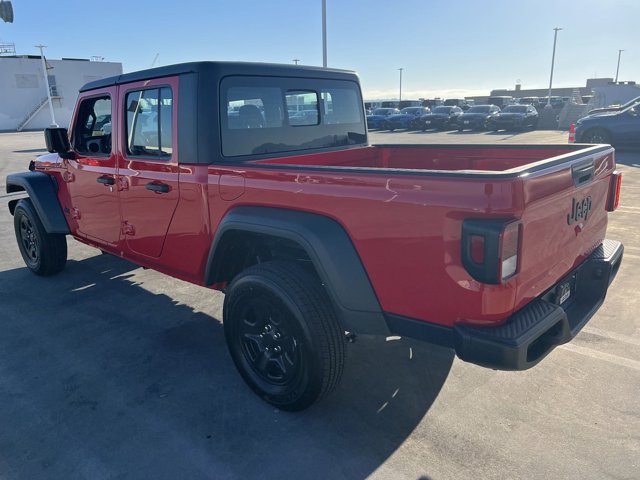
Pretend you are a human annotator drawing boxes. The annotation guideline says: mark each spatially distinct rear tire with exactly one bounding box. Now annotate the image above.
[13,198,67,276]
[223,261,346,411]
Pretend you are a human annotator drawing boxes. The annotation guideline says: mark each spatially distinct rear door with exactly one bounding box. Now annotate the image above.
[116,78,180,258]
[65,88,121,244]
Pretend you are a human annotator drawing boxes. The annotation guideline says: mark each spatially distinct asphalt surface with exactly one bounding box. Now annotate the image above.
[0,130,638,480]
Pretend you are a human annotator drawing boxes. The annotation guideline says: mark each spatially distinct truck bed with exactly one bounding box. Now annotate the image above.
[233,143,616,328]
[251,144,596,174]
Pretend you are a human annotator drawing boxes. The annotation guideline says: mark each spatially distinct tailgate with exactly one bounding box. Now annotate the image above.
[515,147,616,310]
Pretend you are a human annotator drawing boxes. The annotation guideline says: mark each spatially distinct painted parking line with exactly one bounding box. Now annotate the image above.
[559,343,640,372]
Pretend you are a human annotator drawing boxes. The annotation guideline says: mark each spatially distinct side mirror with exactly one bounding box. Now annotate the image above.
[44,127,74,158]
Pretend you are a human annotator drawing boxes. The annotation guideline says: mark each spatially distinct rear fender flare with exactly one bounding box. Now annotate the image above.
[205,206,389,335]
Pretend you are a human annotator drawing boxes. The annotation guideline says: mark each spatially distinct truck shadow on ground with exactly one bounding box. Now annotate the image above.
[0,254,453,480]
[614,149,640,167]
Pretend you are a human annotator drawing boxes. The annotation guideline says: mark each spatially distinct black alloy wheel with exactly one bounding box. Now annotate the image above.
[13,198,67,276]
[223,261,345,411]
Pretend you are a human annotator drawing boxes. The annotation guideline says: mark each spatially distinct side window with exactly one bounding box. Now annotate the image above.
[286,90,319,126]
[320,88,362,125]
[73,96,112,155]
[226,86,281,129]
[125,87,173,158]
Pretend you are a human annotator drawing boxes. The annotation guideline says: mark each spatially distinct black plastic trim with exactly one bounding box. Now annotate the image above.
[387,239,623,371]
[5,172,70,234]
[204,206,389,335]
[461,218,510,284]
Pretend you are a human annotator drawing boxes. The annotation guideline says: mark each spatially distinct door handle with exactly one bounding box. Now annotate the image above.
[97,175,115,186]
[145,182,170,194]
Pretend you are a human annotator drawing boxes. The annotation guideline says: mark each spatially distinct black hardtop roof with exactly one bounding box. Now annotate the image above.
[80,61,359,92]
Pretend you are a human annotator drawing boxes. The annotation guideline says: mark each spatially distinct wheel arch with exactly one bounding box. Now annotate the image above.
[205,206,389,335]
[6,172,70,234]
[581,126,613,143]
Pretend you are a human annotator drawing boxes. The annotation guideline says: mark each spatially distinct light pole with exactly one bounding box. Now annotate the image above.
[35,45,58,127]
[546,27,562,109]
[321,0,327,67]
[398,68,404,103]
[292,59,300,65]
[615,49,624,83]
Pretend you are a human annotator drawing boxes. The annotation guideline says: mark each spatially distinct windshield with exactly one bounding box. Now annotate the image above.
[444,99,462,106]
[467,106,491,113]
[621,96,640,109]
[400,107,422,114]
[503,106,527,113]
[433,107,452,114]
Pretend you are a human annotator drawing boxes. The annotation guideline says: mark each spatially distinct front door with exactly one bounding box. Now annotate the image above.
[116,79,180,258]
[65,89,121,245]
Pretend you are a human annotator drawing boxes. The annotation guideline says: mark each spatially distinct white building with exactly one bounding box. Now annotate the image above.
[0,55,122,131]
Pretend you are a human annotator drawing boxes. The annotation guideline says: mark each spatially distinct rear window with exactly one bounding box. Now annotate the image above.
[221,76,366,158]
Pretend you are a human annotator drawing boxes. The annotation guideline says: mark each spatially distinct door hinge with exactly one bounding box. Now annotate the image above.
[121,221,135,236]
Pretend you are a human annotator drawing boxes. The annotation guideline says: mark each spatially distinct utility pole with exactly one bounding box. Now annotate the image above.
[546,27,562,109]
[292,59,300,65]
[398,68,404,103]
[615,49,624,83]
[321,0,327,67]
[35,45,57,127]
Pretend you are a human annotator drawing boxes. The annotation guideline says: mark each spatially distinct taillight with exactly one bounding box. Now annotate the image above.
[606,171,622,212]
[499,221,520,281]
[461,219,521,284]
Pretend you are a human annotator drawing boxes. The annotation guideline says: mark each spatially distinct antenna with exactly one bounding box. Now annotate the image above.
[150,53,159,68]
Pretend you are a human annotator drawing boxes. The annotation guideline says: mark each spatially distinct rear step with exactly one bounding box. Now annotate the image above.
[454,240,623,370]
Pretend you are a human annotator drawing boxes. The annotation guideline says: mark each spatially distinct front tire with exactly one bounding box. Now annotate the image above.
[13,198,67,276]
[582,127,611,144]
[223,261,345,411]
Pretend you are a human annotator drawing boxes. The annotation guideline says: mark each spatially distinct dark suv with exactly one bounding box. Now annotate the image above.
[574,103,640,147]
[489,105,538,131]
[415,106,464,130]
[457,105,501,131]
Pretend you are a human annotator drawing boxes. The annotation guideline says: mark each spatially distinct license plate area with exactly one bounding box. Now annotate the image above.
[554,273,577,306]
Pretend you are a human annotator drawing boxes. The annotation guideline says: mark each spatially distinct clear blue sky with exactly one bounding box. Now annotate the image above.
[3,0,638,99]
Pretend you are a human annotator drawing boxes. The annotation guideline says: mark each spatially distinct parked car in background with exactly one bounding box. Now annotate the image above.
[386,106,431,130]
[457,105,501,131]
[487,96,513,109]
[588,95,640,115]
[415,106,464,130]
[518,96,540,107]
[539,96,564,108]
[488,104,538,131]
[366,107,400,129]
[398,100,423,109]
[444,98,473,110]
[573,103,640,147]
[422,98,444,109]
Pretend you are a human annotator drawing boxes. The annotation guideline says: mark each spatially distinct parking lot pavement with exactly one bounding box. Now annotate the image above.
[0,131,638,480]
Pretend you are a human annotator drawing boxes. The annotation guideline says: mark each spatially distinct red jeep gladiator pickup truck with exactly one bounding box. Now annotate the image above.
[7,62,623,411]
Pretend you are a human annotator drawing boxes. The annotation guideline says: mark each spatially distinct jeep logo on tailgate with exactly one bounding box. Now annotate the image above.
[567,196,592,225]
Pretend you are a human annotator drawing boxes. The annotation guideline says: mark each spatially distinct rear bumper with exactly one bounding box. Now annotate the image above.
[386,239,623,370]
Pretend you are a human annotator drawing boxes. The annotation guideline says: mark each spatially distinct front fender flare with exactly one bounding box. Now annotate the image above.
[6,172,70,234]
